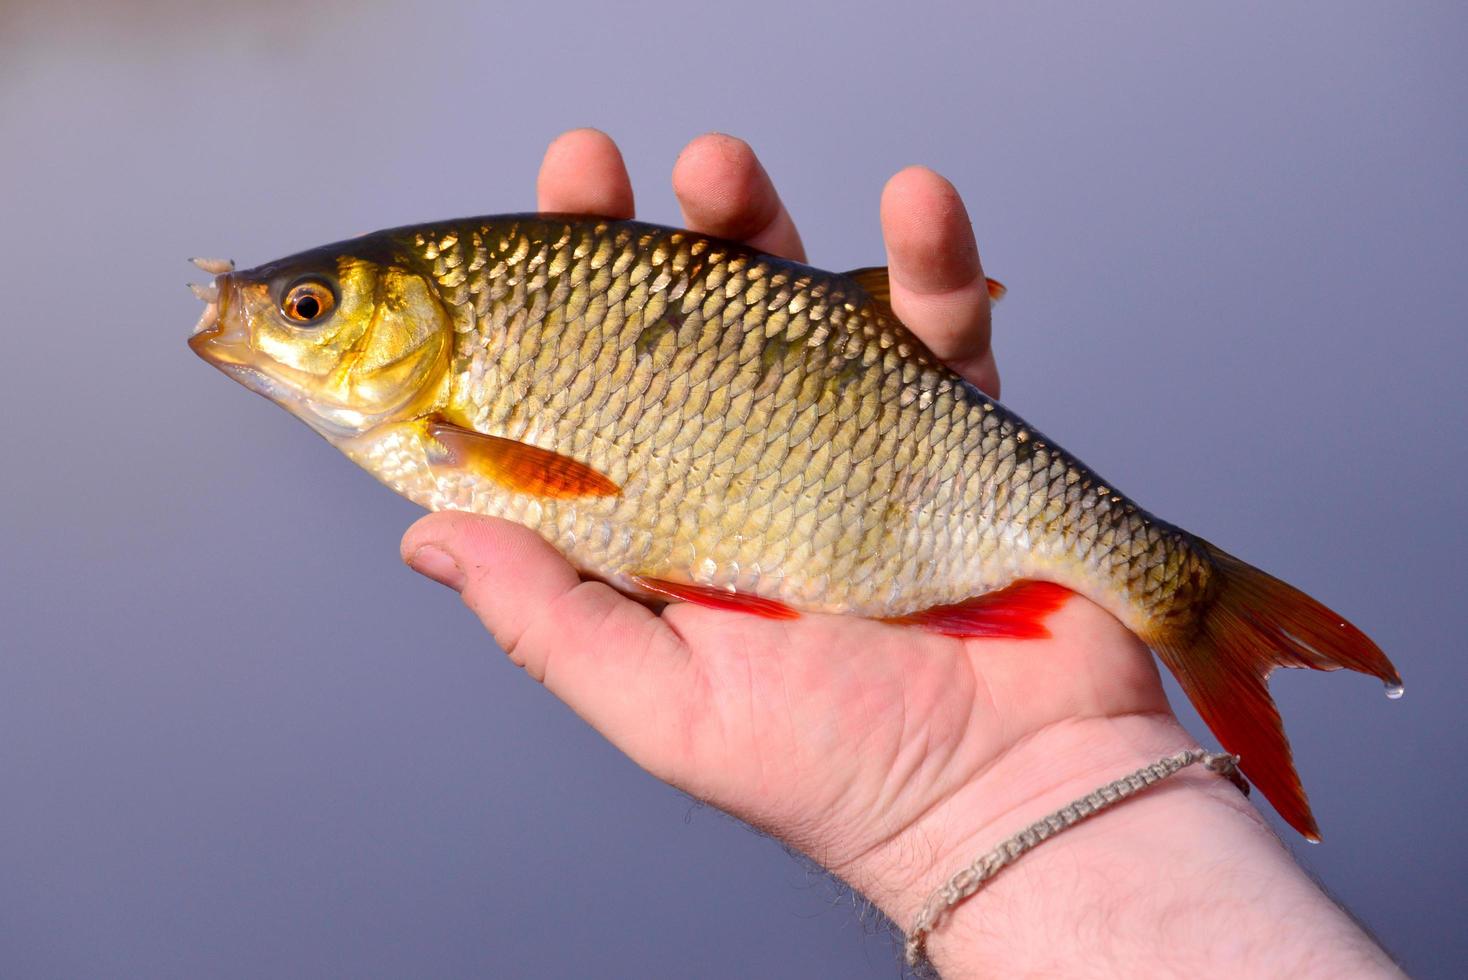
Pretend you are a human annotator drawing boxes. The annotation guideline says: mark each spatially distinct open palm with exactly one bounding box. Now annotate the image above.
[402,130,1206,920]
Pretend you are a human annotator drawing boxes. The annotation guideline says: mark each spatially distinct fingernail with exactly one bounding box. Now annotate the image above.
[407,545,465,592]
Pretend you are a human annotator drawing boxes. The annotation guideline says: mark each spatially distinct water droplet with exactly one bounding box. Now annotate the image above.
[1384,682,1405,701]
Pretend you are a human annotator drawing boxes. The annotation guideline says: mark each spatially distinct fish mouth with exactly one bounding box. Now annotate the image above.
[186,260,246,362]
[186,264,295,406]
[186,256,235,344]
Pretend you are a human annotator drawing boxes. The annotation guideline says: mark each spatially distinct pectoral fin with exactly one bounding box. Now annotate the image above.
[425,420,620,498]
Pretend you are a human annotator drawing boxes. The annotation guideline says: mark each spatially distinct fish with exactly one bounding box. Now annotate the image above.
[187,214,1401,840]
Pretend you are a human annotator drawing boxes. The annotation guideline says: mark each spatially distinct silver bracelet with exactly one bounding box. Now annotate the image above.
[904,748,1246,969]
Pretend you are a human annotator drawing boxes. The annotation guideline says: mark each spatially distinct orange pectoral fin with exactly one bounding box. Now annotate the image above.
[881,580,1071,638]
[629,575,801,620]
[425,420,620,498]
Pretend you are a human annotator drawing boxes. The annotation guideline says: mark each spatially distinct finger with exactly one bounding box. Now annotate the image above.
[672,133,806,262]
[536,128,636,218]
[401,512,696,765]
[880,166,1000,397]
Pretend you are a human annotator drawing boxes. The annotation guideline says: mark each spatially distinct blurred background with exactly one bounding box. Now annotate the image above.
[1,1,1464,976]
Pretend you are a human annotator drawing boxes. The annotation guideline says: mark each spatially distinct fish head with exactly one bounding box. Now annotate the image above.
[187,242,452,442]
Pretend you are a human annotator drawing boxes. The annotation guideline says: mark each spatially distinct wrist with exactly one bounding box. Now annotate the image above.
[840,712,1399,977]
[842,709,1231,929]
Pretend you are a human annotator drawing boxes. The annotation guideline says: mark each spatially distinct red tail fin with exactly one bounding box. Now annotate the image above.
[1149,542,1401,841]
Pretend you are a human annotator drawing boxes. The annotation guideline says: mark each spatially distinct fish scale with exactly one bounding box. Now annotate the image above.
[364,216,1190,621]
[189,211,1401,839]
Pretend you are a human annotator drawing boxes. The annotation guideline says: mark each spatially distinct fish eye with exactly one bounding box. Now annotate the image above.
[280,277,337,325]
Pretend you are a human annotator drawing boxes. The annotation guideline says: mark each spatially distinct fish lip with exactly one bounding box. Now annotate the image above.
[186,272,239,349]
[188,300,220,341]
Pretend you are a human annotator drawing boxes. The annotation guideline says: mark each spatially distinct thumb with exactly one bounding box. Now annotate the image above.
[400,511,698,769]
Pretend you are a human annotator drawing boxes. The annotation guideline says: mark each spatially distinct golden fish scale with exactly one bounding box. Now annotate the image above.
[357,218,1214,625]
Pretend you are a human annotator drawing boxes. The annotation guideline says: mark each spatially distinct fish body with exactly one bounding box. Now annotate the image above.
[189,214,1399,839]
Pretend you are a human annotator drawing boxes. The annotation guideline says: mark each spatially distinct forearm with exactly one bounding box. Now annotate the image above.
[842,714,1401,978]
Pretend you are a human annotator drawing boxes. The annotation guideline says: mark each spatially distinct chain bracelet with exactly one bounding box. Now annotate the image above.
[904,748,1245,969]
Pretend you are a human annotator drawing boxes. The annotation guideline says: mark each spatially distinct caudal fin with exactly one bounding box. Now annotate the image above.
[1149,542,1401,840]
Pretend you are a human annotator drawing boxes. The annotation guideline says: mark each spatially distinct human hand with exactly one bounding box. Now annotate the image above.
[401,131,1394,976]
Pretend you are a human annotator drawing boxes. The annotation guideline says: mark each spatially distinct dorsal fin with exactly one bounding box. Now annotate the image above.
[845,266,1007,316]
[845,266,896,311]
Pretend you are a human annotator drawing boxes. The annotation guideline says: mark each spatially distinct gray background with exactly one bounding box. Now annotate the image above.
[2,1,1464,976]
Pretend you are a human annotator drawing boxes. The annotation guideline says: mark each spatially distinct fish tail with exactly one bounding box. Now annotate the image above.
[1147,541,1400,841]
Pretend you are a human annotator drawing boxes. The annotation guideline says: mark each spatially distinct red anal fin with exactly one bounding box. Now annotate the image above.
[881,580,1071,638]
[426,419,620,498]
[985,277,1007,302]
[629,575,800,621]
